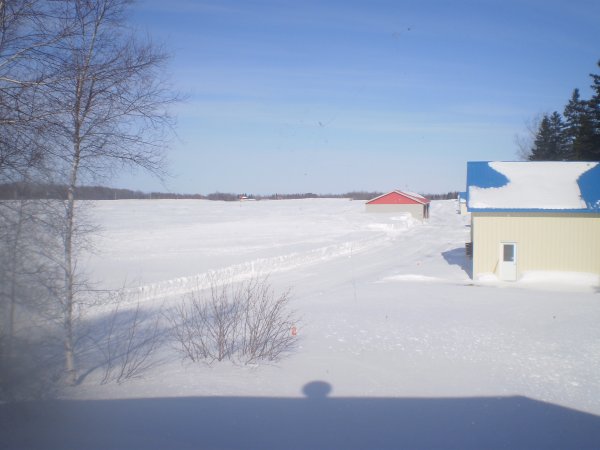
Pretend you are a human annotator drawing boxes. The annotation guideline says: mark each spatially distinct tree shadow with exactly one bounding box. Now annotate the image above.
[0,331,65,403]
[302,380,332,399]
[2,380,600,450]
[73,303,170,386]
[442,247,472,279]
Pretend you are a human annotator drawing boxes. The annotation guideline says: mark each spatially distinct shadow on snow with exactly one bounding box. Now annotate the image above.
[2,381,600,450]
[442,247,472,279]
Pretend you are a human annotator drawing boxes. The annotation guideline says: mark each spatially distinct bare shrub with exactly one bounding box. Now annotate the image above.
[202,282,241,362]
[168,280,241,363]
[168,277,298,365]
[168,300,210,363]
[238,279,296,363]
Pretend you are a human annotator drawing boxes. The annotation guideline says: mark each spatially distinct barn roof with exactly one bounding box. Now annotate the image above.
[366,190,430,205]
[466,161,600,213]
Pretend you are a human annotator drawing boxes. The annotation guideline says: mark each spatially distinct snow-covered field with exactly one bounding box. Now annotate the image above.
[5,199,600,449]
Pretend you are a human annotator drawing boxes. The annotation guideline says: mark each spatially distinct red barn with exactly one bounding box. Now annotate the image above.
[366,190,430,219]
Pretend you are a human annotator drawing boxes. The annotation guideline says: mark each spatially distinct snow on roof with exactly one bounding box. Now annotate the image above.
[402,191,429,202]
[367,190,430,204]
[466,161,600,212]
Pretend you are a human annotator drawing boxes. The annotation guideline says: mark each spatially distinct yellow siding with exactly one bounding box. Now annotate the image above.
[472,213,600,278]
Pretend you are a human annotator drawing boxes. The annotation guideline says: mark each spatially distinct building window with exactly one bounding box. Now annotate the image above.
[503,243,515,262]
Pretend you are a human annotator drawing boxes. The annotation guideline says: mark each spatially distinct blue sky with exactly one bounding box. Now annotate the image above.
[116,0,600,195]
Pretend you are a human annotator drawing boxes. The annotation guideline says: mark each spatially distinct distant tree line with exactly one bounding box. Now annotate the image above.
[258,191,385,201]
[207,192,244,201]
[421,191,459,200]
[527,61,600,161]
[0,182,146,200]
[0,184,456,201]
[0,183,203,200]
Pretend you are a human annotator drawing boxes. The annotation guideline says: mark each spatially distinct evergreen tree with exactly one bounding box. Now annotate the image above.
[586,60,600,160]
[522,60,600,162]
[529,112,568,160]
[529,115,553,160]
[563,89,595,160]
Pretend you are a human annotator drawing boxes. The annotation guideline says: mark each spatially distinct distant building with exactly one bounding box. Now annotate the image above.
[366,190,430,219]
[466,161,600,281]
[457,191,468,215]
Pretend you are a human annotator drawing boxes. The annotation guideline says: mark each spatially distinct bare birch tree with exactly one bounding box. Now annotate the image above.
[0,0,66,390]
[39,0,177,384]
[0,197,66,400]
[0,0,68,180]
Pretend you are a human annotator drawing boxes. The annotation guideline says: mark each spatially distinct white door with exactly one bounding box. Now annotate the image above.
[499,242,517,281]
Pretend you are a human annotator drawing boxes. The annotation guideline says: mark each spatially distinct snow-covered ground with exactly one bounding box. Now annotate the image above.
[5,199,600,449]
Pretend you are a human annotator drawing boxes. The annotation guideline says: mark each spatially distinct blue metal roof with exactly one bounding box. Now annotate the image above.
[466,161,600,213]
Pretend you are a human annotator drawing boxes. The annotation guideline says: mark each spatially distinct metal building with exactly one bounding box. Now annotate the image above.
[365,190,430,219]
[466,161,600,281]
